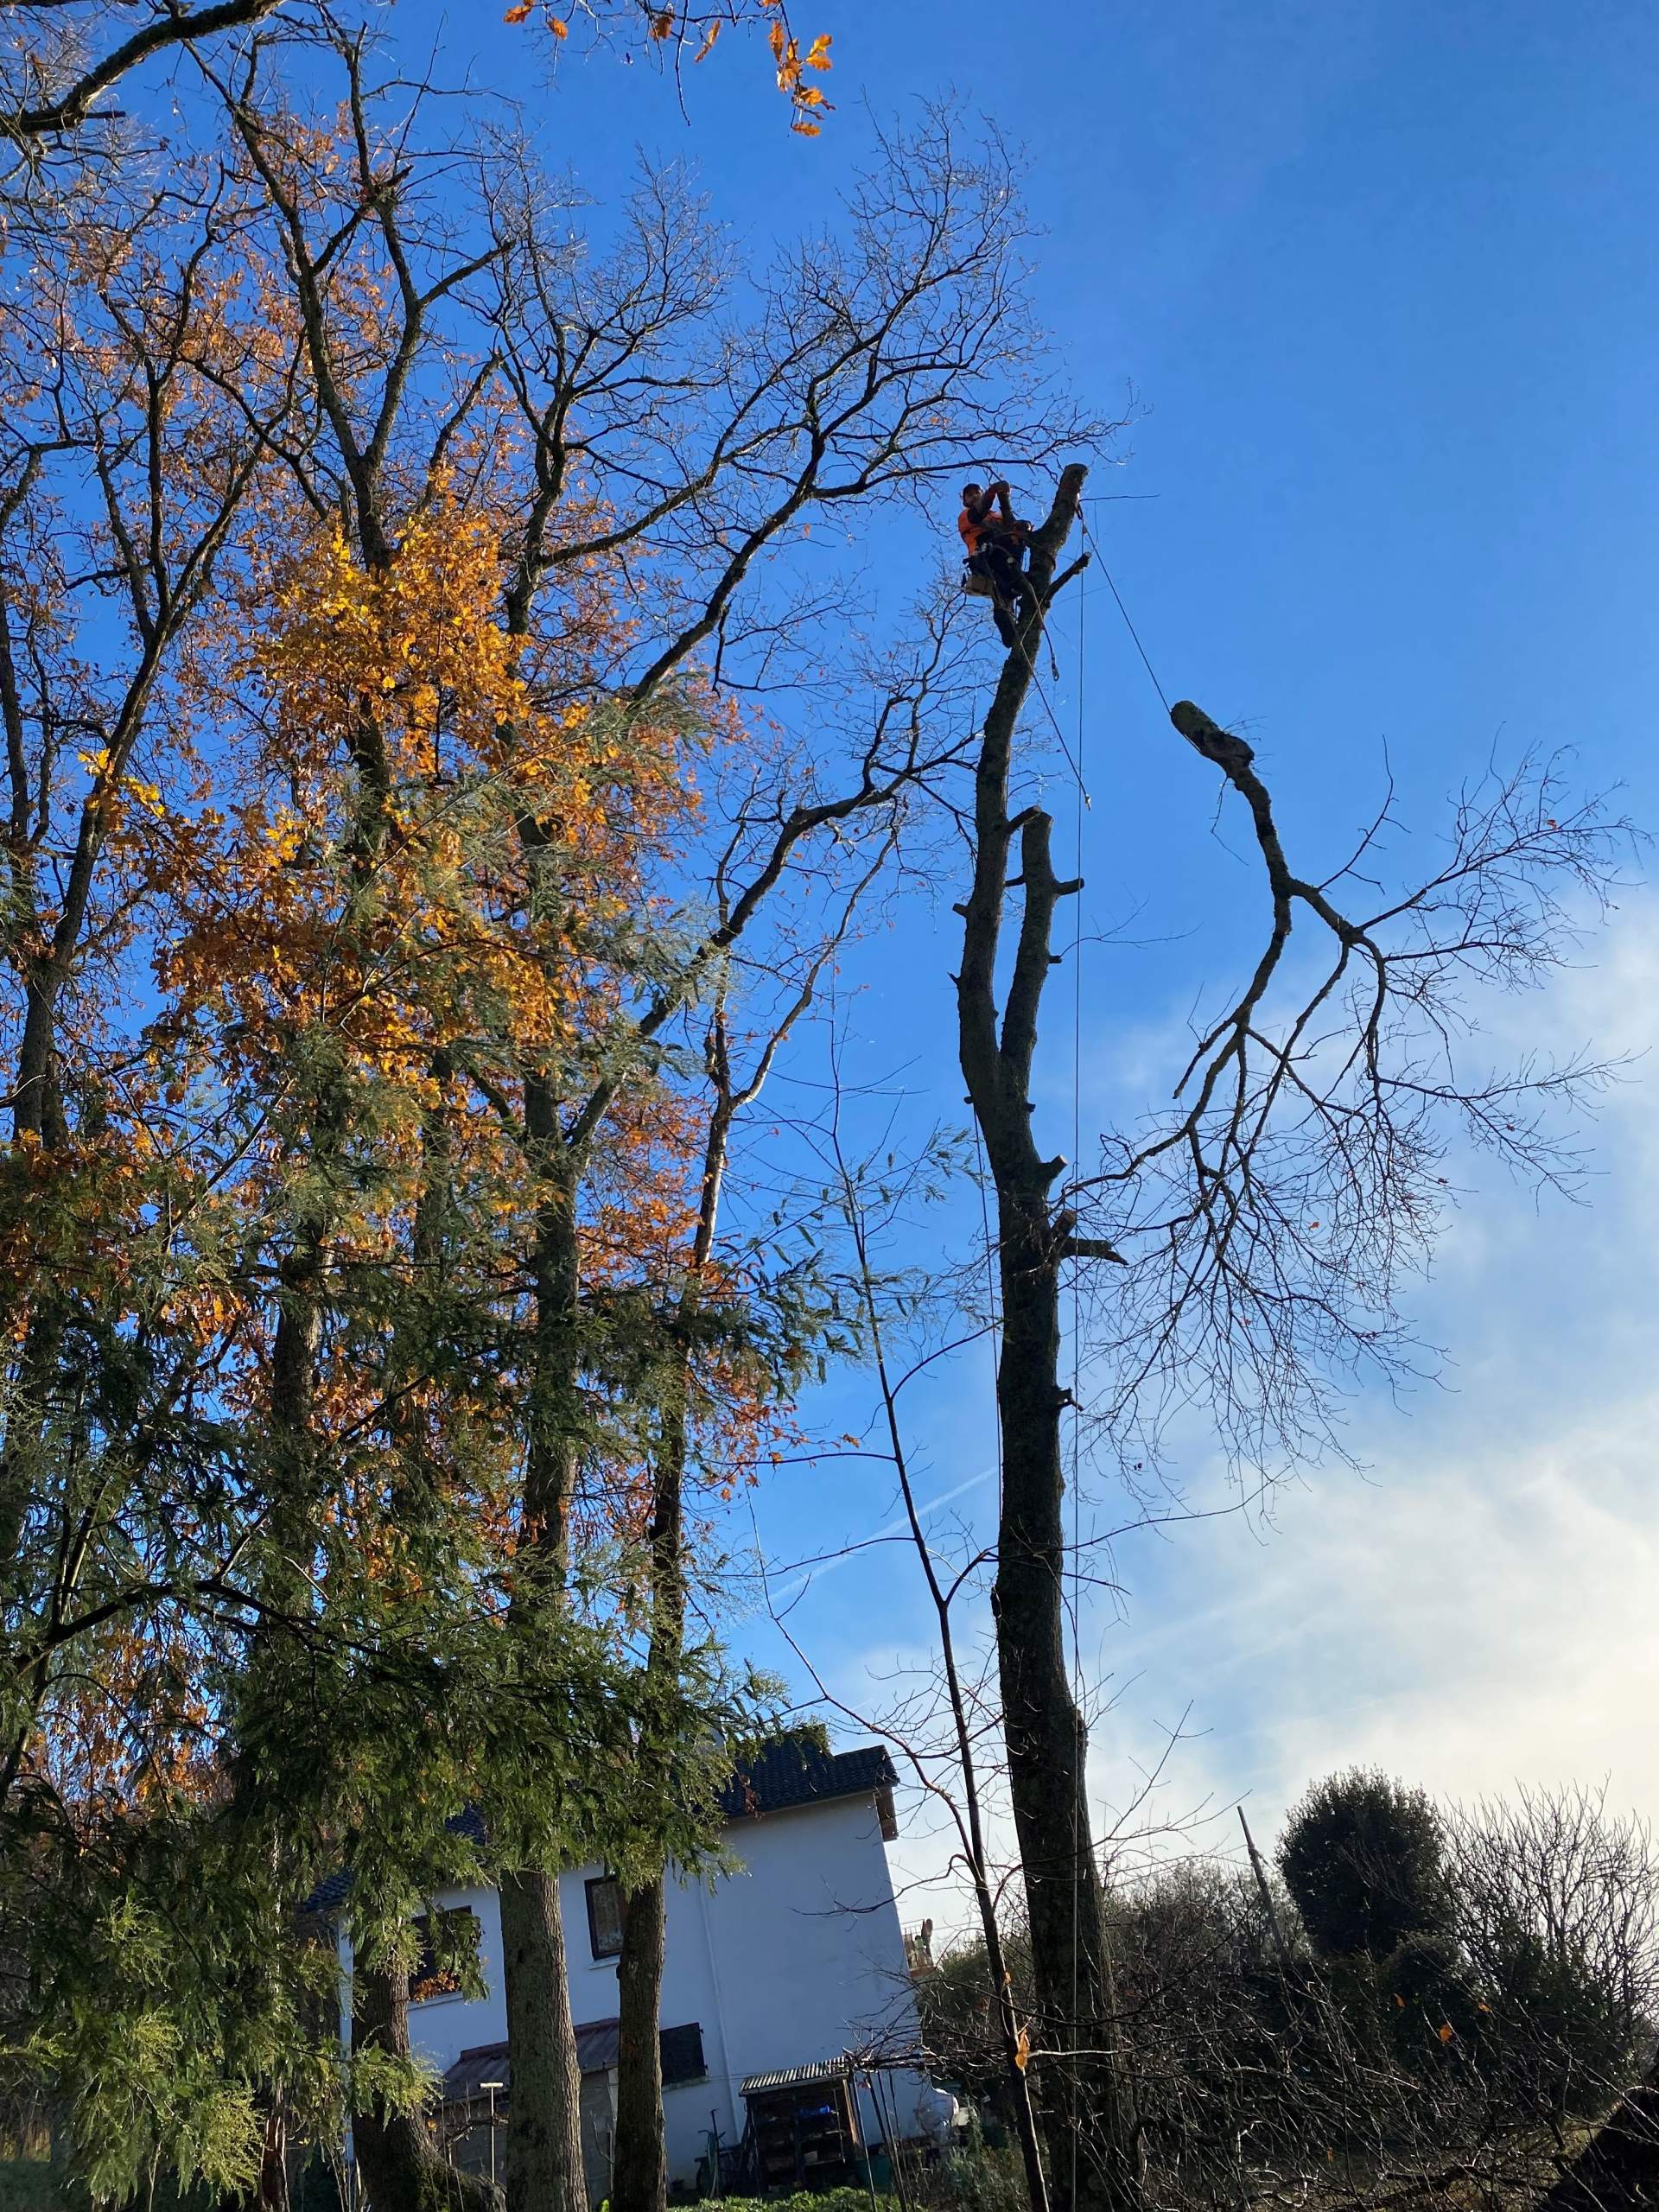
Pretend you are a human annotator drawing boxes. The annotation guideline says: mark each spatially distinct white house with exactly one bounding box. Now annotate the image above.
[342,1739,927,2201]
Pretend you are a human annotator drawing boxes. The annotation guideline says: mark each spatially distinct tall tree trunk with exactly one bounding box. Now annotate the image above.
[610,1875,670,2212]
[351,1955,500,2212]
[953,462,1143,2212]
[498,1117,590,2212]
[836,1148,1052,2212]
[608,1404,687,2212]
[498,1868,588,2212]
[995,1173,1137,2212]
[611,1051,734,2212]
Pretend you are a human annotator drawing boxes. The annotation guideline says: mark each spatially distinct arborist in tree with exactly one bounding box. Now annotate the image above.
[958,478,1034,647]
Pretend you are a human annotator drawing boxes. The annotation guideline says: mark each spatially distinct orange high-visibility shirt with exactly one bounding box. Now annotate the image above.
[958,504,988,555]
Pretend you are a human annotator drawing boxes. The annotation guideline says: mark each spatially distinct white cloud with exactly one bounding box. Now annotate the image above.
[1090,892,1659,1847]
[1101,1394,1659,1846]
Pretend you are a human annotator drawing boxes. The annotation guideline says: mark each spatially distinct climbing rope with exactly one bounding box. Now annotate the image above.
[1081,510,1172,714]
[1069,544,1087,2212]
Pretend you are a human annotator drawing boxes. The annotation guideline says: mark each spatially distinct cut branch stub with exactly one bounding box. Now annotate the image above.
[1170,698,1255,776]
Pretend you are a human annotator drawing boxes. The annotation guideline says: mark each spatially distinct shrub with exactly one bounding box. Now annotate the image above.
[938,2145,1027,2212]
[1278,1770,1451,1961]
[707,2195,899,2212]
[1447,1784,1659,2124]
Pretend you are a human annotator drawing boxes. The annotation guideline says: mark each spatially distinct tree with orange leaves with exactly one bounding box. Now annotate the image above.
[1,0,836,156]
[2,14,1090,2209]
[499,0,835,137]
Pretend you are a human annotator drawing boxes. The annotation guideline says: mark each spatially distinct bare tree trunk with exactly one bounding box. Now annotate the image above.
[352,1956,500,2212]
[953,462,1142,2212]
[831,1129,1052,2212]
[995,1171,1137,2212]
[610,1872,670,2212]
[499,1868,588,2212]
[498,1119,590,2212]
[611,1092,715,2212]
[608,1414,681,2212]
[610,976,836,2212]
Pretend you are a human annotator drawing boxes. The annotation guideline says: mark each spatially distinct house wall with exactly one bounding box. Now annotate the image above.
[380,1789,925,2189]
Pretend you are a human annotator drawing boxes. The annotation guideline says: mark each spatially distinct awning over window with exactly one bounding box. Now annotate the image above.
[741,2056,854,2097]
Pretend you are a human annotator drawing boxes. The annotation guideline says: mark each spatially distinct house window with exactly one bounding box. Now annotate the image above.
[659,2023,706,2087]
[410,1908,479,2005]
[585,1876,625,1961]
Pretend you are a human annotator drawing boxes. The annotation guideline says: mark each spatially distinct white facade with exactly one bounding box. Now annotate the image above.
[382,1776,925,2189]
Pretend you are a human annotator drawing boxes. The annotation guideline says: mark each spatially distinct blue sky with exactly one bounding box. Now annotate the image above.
[397,0,1659,1914]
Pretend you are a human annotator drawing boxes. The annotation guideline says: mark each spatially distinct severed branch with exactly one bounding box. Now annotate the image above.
[1066,696,1634,1469]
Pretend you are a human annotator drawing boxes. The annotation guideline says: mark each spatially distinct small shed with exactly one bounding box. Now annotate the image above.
[443,2022,708,2206]
[740,2058,865,2189]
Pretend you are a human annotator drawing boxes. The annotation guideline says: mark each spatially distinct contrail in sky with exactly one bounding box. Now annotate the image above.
[767,1463,996,1611]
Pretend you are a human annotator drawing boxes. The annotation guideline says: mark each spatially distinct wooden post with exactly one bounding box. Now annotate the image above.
[1238,1808,1295,1974]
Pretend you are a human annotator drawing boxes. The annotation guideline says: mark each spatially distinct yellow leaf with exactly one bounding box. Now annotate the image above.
[790,116,821,135]
[804,32,833,68]
[1014,2024,1030,2073]
[550,13,569,32]
[649,8,674,37]
[1438,2023,1455,2044]
[503,3,533,20]
[695,19,720,60]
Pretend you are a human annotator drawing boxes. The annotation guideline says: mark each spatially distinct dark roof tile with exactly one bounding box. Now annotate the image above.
[302,1805,487,1918]
[715,1739,896,1820]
